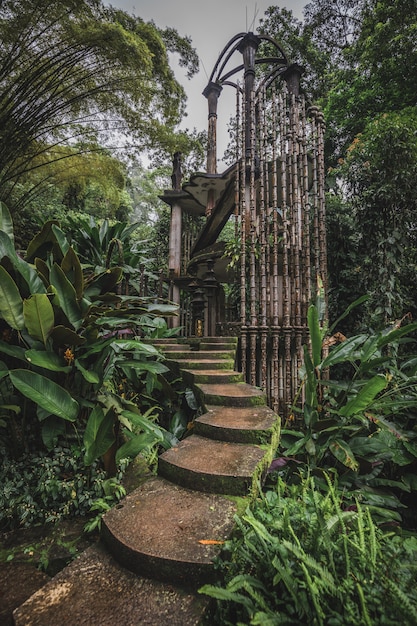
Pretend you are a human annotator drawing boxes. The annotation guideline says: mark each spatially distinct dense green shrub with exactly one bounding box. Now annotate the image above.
[201,474,417,625]
[0,444,126,530]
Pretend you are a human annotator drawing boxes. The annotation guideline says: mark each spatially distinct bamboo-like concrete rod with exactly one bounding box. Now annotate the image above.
[249,85,258,386]
[317,110,328,305]
[290,93,302,328]
[258,87,268,391]
[301,97,312,319]
[280,88,290,329]
[240,87,248,381]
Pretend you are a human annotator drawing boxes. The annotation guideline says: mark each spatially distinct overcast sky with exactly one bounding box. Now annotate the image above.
[105,1,307,162]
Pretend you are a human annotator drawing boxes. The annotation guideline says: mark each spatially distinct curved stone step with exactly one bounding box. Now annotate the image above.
[164,349,235,360]
[195,405,279,444]
[181,368,244,385]
[13,543,208,626]
[199,342,237,351]
[168,358,235,370]
[101,476,237,587]
[196,382,267,407]
[158,434,267,495]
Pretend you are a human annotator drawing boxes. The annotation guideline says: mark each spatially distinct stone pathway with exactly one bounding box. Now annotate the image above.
[13,337,280,625]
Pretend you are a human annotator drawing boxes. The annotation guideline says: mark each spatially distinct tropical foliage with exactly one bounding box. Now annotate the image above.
[0,0,201,239]
[0,203,178,477]
[201,474,417,625]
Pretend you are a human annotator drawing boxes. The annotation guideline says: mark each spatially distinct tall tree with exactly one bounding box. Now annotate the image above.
[0,0,199,212]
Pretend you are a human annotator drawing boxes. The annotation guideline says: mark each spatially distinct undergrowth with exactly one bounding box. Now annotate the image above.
[201,472,417,626]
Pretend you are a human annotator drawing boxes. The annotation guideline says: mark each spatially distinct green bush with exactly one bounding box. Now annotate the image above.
[0,444,126,530]
[201,473,417,625]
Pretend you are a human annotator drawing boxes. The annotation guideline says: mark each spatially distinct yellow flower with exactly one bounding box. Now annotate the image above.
[64,348,75,365]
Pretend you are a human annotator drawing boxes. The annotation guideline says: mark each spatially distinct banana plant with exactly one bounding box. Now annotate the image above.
[278,294,417,522]
[0,203,178,471]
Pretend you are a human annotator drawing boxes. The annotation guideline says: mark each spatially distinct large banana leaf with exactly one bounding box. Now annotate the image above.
[25,349,70,372]
[0,265,24,329]
[0,231,45,294]
[116,432,160,464]
[25,220,60,262]
[61,246,84,300]
[339,375,387,418]
[0,340,26,361]
[49,325,86,347]
[83,405,115,465]
[9,369,79,421]
[50,263,82,330]
[307,305,322,367]
[23,294,54,345]
[0,201,14,243]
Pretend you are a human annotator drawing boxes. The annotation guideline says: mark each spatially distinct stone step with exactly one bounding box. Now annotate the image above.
[158,434,267,495]
[195,405,279,444]
[13,542,208,626]
[163,349,235,360]
[199,342,237,351]
[168,358,236,370]
[181,368,244,385]
[101,477,237,587]
[196,382,267,407]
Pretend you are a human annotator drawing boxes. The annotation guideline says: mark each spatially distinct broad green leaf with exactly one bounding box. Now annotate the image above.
[25,220,60,262]
[116,432,160,463]
[0,266,24,329]
[61,246,83,300]
[110,340,160,355]
[339,375,387,417]
[146,303,179,315]
[23,294,54,345]
[308,305,322,367]
[9,369,78,421]
[0,201,14,243]
[83,406,115,465]
[51,224,70,257]
[84,268,122,297]
[120,410,163,436]
[377,321,417,349]
[74,359,100,383]
[25,349,70,372]
[303,344,318,410]
[329,439,359,471]
[50,263,82,330]
[41,415,66,450]
[49,325,86,347]
[118,360,169,374]
[0,339,26,362]
[34,257,50,286]
[0,231,45,294]
[320,334,368,369]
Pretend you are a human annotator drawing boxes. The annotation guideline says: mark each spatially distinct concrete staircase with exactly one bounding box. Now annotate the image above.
[13,337,280,626]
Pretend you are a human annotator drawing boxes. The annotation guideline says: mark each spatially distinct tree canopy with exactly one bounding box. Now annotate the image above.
[259,0,417,329]
[0,0,200,212]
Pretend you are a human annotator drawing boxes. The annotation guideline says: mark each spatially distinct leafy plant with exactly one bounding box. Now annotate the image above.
[0,203,178,473]
[0,444,123,530]
[276,296,417,524]
[201,473,417,625]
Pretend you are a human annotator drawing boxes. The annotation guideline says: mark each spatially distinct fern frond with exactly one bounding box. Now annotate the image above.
[383,574,417,624]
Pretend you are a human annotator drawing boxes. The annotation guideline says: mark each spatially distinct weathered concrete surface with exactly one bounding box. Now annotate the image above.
[101,476,238,585]
[196,382,267,407]
[0,563,49,626]
[13,543,209,626]
[159,434,266,495]
[195,404,278,443]
[182,368,244,385]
